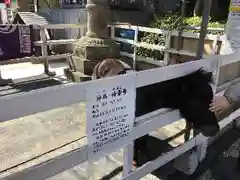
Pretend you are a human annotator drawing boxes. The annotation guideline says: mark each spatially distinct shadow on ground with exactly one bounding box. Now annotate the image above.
[0,78,62,97]
[102,128,240,180]
[13,79,62,92]
[151,129,240,180]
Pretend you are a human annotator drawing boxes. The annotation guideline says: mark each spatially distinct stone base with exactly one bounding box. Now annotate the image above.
[67,36,121,81]
[73,36,120,61]
[64,68,91,82]
[71,56,98,76]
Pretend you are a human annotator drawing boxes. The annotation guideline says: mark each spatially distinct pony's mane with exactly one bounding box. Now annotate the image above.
[92,59,213,87]
[184,68,213,84]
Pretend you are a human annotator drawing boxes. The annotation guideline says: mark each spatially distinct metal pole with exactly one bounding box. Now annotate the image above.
[196,0,212,59]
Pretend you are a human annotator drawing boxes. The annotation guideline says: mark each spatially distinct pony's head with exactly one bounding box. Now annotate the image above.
[179,69,219,136]
[92,59,132,80]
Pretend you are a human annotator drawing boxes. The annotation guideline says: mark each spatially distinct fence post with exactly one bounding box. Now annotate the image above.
[211,35,220,55]
[212,57,221,94]
[110,25,115,39]
[123,143,134,178]
[132,27,139,70]
[163,31,172,66]
[196,56,221,162]
[40,27,55,76]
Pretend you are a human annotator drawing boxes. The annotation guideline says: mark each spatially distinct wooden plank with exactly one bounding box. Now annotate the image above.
[123,108,240,180]
[120,52,165,66]
[108,24,167,35]
[113,37,134,45]
[0,54,70,65]
[0,108,180,180]
[166,49,208,58]
[2,147,88,180]
[0,82,87,123]
[219,52,240,66]
[182,26,224,32]
[1,84,238,180]
[109,24,224,41]
[41,24,85,29]
[0,57,216,122]
[12,74,51,84]
[136,42,166,51]
[135,56,217,88]
[0,52,230,124]
[34,39,77,46]
[123,133,205,180]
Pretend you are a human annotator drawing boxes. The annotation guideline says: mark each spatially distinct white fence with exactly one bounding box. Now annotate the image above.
[0,23,225,68]
[1,23,225,70]
[27,23,225,71]
[0,51,240,180]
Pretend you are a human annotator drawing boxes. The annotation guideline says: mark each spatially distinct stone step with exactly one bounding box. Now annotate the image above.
[64,68,91,82]
[71,56,101,76]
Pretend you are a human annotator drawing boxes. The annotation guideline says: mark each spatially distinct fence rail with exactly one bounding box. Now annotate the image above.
[31,23,225,69]
[1,23,237,180]
[0,50,240,180]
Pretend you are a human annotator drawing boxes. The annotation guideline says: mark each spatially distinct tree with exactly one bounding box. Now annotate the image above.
[193,0,230,21]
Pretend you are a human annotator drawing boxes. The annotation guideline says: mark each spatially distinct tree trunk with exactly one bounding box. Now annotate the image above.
[185,0,198,17]
[194,0,204,16]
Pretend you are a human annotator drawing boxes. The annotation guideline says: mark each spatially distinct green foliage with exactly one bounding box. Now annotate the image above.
[137,15,225,59]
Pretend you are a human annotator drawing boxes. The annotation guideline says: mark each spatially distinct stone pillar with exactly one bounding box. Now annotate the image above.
[217,1,240,85]
[219,1,240,129]
[66,0,120,82]
[221,1,240,54]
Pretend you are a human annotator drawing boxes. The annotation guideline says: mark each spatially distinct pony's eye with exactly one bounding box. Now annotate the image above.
[102,68,109,76]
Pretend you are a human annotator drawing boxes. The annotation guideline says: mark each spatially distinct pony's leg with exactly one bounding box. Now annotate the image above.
[238,153,240,165]
[184,121,193,141]
[133,135,148,166]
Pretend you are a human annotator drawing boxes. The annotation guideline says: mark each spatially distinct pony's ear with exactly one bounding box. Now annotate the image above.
[92,61,101,80]
[197,68,213,83]
[202,71,213,83]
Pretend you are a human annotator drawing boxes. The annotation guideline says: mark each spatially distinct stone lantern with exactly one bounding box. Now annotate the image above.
[67,0,120,81]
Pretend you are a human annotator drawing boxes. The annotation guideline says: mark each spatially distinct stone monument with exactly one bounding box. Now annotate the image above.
[218,0,240,86]
[66,0,120,82]
[221,0,240,54]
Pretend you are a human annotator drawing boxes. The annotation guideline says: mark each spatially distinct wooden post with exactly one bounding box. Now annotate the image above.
[123,143,134,177]
[176,0,187,63]
[34,0,38,12]
[163,31,172,66]
[40,27,55,76]
[196,0,212,59]
[133,27,138,70]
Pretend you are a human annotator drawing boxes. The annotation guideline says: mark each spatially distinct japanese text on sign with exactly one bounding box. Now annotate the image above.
[86,74,135,161]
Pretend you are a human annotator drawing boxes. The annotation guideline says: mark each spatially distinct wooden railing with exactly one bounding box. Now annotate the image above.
[29,23,225,71]
[0,47,240,179]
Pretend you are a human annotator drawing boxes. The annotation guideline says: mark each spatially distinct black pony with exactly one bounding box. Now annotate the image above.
[92,59,219,164]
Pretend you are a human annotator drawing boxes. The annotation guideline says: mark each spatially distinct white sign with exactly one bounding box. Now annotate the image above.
[86,73,136,161]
